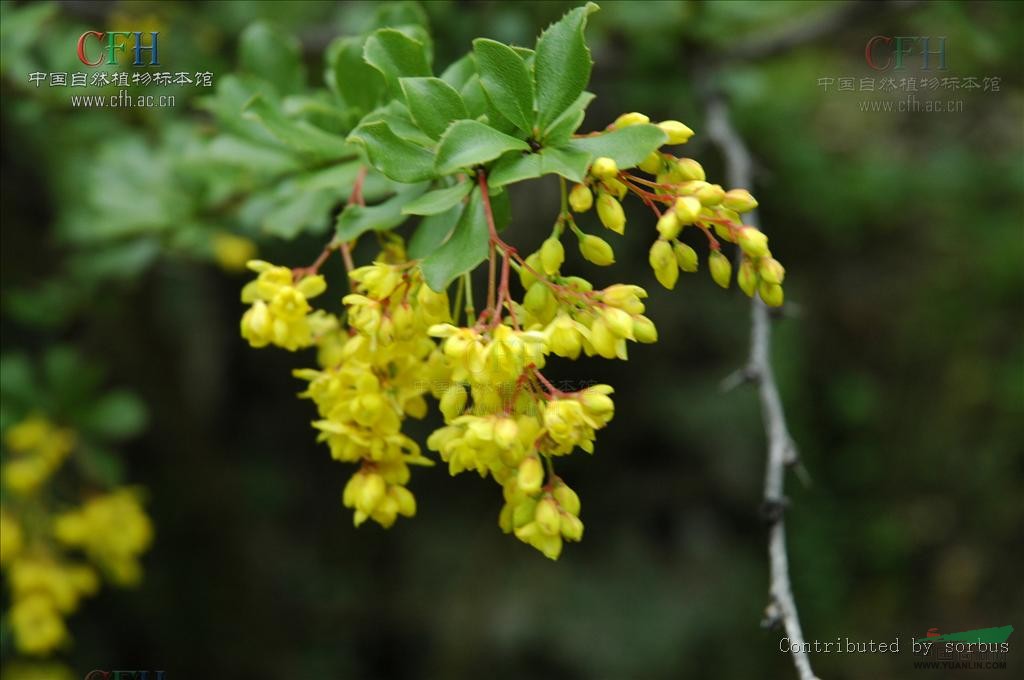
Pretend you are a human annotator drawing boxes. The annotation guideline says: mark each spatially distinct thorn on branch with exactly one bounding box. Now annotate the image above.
[760,497,789,524]
[761,600,784,630]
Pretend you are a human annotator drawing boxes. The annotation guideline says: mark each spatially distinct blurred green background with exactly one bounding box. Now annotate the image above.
[2,1,1022,678]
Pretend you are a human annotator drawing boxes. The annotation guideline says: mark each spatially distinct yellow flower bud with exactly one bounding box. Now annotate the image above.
[563,276,593,292]
[568,183,593,213]
[590,156,618,180]
[613,111,650,128]
[440,383,467,421]
[553,482,581,515]
[517,456,544,493]
[603,177,628,200]
[649,239,678,290]
[656,211,681,240]
[589,317,619,359]
[581,390,615,418]
[738,259,758,297]
[673,241,698,272]
[560,513,584,541]
[723,188,758,213]
[602,284,646,315]
[638,151,662,174]
[524,281,556,321]
[674,196,702,225]
[547,314,585,359]
[513,499,537,528]
[578,234,615,266]
[632,315,658,343]
[535,498,562,536]
[520,252,541,288]
[676,158,705,182]
[737,227,770,258]
[358,473,386,514]
[540,236,565,275]
[709,251,732,288]
[759,257,786,285]
[596,194,626,234]
[759,281,784,307]
[494,418,519,449]
[695,183,725,206]
[390,486,417,517]
[601,306,635,339]
[658,120,695,144]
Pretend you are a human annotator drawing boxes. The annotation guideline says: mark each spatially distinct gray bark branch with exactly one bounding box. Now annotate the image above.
[705,97,818,680]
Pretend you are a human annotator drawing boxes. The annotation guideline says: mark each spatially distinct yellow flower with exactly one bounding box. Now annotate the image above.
[211,232,257,272]
[0,508,24,565]
[2,417,75,494]
[240,260,326,351]
[10,593,67,655]
[53,489,153,586]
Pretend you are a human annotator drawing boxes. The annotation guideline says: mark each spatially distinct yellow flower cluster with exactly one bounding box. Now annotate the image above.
[53,489,153,586]
[294,256,448,528]
[2,417,75,494]
[565,111,786,306]
[1,417,153,658]
[241,260,327,350]
[240,112,785,560]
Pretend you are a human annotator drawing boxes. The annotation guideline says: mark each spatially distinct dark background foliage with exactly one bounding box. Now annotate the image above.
[2,1,1022,678]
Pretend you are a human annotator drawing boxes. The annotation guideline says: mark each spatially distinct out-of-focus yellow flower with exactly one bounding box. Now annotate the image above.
[1,660,76,680]
[10,592,68,655]
[211,232,258,273]
[0,508,24,565]
[53,489,153,587]
[2,417,75,494]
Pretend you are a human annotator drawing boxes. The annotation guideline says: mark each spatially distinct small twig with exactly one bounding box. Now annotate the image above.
[705,97,817,680]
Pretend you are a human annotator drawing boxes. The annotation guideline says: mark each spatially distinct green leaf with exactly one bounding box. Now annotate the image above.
[400,77,469,139]
[364,28,431,98]
[0,354,38,407]
[239,22,305,95]
[538,146,592,182]
[325,36,386,114]
[372,1,429,30]
[567,124,668,168]
[435,120,530,175]
[348,120,437,183]
[78,444,125,487]
[542,91,595,146]
[408,204,463,259]
[534,3,600,131]
[244,95,352,161]
[402,181,474,215]
[361,100,436,147]
[440,54,476,90]
[488,187,512,232]
[336,182,430,241]
[81,390,148,440]
[488,147,592,188]
[421,187,489,291]
[241,162,372,239]
[459,75,519,136]
[473,39,535,133]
